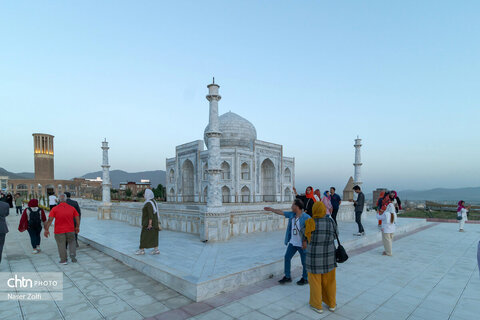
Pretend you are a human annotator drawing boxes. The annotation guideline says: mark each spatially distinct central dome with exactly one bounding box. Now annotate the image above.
[204,112,257,150]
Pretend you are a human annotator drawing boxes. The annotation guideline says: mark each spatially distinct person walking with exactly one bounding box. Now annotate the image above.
[0,200,9,265]
[65,192,81,247]
[135,189,160,255]
[376,198,397,256]
[457,200,470,232]
[353,185,365,236]
[293,186,316,216]
[48,192,58,210]
[18,199,46,254]
[329,187,341,224]
[6,193,13,209]
[303,201,337,313]
[44,194,80,265]
[264,199,310,285]
[14,193,24,216]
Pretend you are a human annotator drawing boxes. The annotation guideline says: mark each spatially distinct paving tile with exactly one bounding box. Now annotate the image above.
[181,302,212,316]
[257,303,292,319]
[194,309,233,320]
[106,309,144,320]
[238,310,273,320]
[162,294,192,309]
[218,301,253,318]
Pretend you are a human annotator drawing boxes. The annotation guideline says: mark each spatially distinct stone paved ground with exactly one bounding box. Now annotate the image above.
[0,208,193,320]
[179,222,479,320]
[1,206,479,320]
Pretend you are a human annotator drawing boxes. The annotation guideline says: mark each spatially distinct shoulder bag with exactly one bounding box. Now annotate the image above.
[330,218,348,263]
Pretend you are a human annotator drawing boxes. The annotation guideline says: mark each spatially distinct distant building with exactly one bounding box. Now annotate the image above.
[119,181,151,195]
[7,133,102,198]
[0,176,8,192]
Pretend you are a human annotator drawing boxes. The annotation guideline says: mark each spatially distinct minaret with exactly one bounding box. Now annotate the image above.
[205,79,222,207]
[101,139,111,205]
[353,136,362,186]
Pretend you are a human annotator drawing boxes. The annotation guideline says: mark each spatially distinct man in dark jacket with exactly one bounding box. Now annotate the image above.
[0,200,10,264]
[65,192,81,247]
[353,185,365,236]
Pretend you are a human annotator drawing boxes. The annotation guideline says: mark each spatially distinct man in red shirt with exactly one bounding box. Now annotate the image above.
[44,194,80,265]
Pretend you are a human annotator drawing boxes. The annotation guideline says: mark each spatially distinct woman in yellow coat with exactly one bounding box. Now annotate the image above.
[303,201,337,314]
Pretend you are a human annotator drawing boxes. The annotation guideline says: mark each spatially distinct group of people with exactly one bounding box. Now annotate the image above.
[262,184,407,313]
[263,185,350,314]
[0,192,25,216]
[0,192,81,266]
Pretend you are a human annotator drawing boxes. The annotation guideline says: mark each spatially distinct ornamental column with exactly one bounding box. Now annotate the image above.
[205,80,222,207]
[101,139,112,204]
[201,79,229,242]
[98,139,112,219]
[353,136,362,186]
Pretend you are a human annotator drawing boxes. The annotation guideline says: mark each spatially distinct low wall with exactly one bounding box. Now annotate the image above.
[78,199,357,241]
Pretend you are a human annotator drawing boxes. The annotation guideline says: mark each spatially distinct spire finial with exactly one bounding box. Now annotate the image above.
[213,77,215,84]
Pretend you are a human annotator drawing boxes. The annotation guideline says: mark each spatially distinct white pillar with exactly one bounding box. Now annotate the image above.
[101,139,111,204]
[205,80,222,207]
[353,136,362,186]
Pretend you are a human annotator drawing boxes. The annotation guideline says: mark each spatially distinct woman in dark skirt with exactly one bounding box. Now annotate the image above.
[135,189,160,255]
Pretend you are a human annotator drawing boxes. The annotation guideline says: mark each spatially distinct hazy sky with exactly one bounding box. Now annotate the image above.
[1,1,479,194]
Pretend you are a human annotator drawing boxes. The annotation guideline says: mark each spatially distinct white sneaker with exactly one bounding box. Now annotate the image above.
[329,306,336,312]
[310,305,323,313]
[135,249,145,255]
[32,249,39,254]
[353,232,365,236]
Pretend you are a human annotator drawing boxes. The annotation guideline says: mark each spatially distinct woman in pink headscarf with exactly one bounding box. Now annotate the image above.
[322,191,333,216]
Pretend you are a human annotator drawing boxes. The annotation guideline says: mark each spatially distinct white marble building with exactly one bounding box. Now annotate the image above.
[166,87,295,204]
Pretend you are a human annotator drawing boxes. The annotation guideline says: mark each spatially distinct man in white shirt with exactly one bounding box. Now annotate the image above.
[265,199,311,285]
[48,193,58,210]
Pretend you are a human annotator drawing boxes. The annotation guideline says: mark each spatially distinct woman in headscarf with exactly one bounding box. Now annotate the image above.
[322,191,333,216]
[135,189,160,255]
[293,186,316,216]
[457,200,470,232]
[302,201,337,314]
[376,197,397,256]
[18,199,47,254]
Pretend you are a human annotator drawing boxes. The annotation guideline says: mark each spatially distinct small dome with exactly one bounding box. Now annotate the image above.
[204,112,257,150]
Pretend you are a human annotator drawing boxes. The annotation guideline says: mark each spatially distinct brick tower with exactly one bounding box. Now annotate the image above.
[33,133,54,180]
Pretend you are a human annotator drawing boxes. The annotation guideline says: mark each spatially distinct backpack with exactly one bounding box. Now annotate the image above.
[27,208,42,230]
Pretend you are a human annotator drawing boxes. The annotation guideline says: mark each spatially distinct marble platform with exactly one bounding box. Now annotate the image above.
[78,214,430,301]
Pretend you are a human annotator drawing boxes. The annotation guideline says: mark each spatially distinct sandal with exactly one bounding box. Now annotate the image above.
[151,249,160,255]
[135,249,145,255]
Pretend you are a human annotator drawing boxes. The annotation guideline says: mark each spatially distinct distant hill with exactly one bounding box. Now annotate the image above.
[397,187,480,203]
[81,170,166,188]
[0,167,34,179]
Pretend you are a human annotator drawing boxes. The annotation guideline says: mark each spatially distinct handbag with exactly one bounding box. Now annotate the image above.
[456,214,463,221]
[331,219,349,263]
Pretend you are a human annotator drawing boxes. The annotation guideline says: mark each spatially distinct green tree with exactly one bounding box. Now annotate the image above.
[125,188,132,197]
[153,184,166,200]
[137,190,144,198]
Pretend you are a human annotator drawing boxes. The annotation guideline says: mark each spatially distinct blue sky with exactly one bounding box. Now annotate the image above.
[1,1,479,193]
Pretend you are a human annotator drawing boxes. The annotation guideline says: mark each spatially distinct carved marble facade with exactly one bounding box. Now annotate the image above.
[166,111,295,204]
